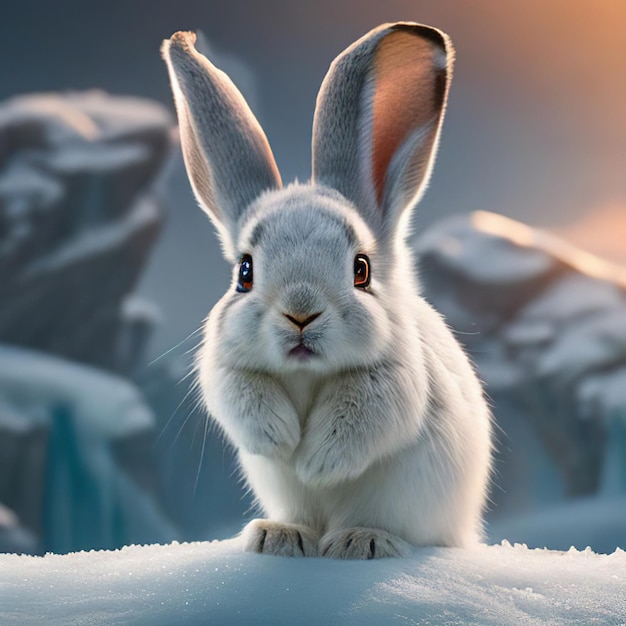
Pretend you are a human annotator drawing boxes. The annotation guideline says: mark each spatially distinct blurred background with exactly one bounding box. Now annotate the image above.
[0,0,624,555]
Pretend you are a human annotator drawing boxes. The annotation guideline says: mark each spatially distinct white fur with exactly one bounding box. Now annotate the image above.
[196,185,492,556]
[163,23,493,559]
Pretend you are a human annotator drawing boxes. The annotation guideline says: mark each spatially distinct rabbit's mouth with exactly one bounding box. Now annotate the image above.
[288,343,317,361]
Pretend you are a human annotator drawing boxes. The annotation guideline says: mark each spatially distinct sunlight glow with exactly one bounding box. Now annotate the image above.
[472,210,626,288]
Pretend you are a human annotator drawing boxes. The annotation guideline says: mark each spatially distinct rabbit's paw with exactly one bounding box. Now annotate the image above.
[244,405,300,460]
[242,520,319,557]
[294,416,368,487]
[320,527,409,560]
[236,382,301,460]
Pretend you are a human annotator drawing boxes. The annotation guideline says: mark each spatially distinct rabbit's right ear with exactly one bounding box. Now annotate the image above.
[312,23,452,246]
[162,32,282,260]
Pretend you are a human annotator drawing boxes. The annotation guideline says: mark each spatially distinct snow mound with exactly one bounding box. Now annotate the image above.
[0,540,624,625]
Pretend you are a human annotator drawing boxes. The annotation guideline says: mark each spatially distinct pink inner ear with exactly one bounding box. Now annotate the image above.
[372,31,440,204]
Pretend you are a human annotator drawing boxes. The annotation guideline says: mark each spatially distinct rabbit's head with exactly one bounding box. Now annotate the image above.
[162,24,452,374]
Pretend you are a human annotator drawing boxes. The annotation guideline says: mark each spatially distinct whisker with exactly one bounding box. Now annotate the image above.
[177,362,201,386]
[147,326,204,367]
[158,380,200,443]
[194,414,211,496]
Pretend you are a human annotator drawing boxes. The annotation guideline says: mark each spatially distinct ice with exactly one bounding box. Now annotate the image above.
[0,540,624,625]
[0,345,178,553]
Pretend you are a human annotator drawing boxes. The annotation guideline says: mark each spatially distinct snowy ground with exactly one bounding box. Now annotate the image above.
[1,539,624,625]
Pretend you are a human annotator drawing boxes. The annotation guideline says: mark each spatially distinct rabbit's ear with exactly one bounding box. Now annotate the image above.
[312,23,452,243]
[162,32,282,258]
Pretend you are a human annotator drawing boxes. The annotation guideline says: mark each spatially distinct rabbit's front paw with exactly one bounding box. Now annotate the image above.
[294,417,367,487]
[236,382,301,460]
[242,520,319,557]
[320,527,409,560]
[244,404,300,460]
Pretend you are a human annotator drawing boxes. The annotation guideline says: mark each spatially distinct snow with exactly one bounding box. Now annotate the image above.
[414,213,557,286]
[0,503,18,529]
[514,273,624,324]
[0,91,172,143]
[44,141,148,172]
[0,540,624,625]
[23,197,160,280]
[469,211,626,288]
[121,294,164,324]
[0,504,37,555]
[535,309,626,384]
[0,345,153,438]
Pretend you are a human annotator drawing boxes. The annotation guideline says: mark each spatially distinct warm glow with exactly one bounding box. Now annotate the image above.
[550,204,626,266]
[472,211,626,287]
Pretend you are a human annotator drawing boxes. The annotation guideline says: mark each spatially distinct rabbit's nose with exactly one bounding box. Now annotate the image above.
[283,312,322,330]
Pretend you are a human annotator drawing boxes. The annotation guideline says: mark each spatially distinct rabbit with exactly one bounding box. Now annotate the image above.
[161,21,492,560]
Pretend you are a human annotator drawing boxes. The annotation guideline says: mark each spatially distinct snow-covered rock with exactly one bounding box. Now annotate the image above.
[0,92,180,552]
[0,345,178,554]
[416,211,626,528]
[0,345,153,438]
[0,91,173,375]
[0,540,624,625]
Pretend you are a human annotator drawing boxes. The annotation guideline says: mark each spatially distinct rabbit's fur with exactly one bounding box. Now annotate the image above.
[162,22,492,559]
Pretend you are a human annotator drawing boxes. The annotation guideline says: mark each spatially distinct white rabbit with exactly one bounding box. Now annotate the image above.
[162,22,492,559]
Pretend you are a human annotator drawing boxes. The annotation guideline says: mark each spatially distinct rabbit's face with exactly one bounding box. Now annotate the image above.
[164,25,452,376]
[212,185,393,374]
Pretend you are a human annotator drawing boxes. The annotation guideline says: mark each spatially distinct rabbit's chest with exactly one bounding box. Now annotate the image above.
[277,371,321,424]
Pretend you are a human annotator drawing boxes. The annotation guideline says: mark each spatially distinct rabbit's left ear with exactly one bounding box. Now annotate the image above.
[162,32,282,260]
[312,23,452,243]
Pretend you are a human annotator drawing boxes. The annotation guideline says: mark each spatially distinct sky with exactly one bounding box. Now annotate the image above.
[1,0,624,354]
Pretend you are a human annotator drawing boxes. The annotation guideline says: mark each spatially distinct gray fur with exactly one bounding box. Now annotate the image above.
[162,32,282,259]
[312,22,451,245]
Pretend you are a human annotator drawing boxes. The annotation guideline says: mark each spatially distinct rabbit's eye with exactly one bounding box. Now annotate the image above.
[354,254,370,289]
[237,254,253,292]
